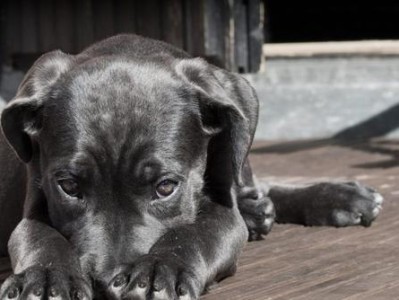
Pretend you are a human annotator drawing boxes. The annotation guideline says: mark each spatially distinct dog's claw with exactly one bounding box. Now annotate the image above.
[49,286,60,298]
[6,288,19,299]
[107,255,200,300]
[32,287,43,297]
[0,266,92,300]
[304,182,384,227]
[112,274,128,288]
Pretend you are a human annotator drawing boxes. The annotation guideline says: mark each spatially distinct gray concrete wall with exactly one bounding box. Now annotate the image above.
[0,67,24,102]
[0,97,5,110]
[245,57,399,140]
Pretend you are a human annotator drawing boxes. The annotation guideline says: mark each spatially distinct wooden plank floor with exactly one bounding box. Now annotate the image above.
[1,140,399,299]
[203,139,399,300]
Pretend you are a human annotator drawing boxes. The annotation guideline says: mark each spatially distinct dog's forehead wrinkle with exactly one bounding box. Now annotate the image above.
[69,58,179,98]
[69,78,179,138]
[65,99,195,180]
[70,104,156,171]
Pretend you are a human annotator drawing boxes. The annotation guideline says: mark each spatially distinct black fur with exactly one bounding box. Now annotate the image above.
[0,35,383,300]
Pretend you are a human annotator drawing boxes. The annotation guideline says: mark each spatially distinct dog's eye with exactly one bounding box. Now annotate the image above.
[58,179,81,198]
[156,179,178,198]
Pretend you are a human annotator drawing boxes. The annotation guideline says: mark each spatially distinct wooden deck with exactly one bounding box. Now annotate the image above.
[1,140,399,299]
[203,140,399,300]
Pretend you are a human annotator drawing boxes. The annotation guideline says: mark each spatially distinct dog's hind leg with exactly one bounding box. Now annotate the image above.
[237,159,276,241]
[238,160,383,237]
[268,181,383,227]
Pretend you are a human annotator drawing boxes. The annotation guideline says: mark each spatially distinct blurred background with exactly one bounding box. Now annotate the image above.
[1,0,399,141]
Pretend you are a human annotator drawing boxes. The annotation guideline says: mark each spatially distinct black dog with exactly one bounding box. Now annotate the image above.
[0,35,383,300]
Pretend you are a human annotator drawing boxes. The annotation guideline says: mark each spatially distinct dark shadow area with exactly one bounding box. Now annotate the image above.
[348,142,399,169]
[352,159,399,169]
[0,257,11,282]
[251,102,399,169]
[251,139,333,154]
[333,103,399,141]
[265,0,399,43]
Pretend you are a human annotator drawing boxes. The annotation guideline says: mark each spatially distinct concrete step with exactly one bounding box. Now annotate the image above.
[245,56,399,140]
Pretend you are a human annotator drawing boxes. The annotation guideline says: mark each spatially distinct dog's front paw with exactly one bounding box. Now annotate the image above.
[238,187,276,241]
[107,255,201,300]
[0,266,92,300]
[306,181,383,227]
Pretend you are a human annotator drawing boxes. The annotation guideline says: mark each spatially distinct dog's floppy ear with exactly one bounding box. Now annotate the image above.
[1,51,73,163]
[176,58,259,187]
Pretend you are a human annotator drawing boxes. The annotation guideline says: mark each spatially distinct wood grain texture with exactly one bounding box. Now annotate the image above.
[113,0,136,35]
[38,0,56,52]
[161,0,184,49]
[2,0,264,71]
[247,0,262,72]
[21,0,38,53]
[203,139,399,299]
[54,0,74,53]
[75,0,95,52]
[93,0,115,42]
[135,0,161,39]
[234,0,249,73]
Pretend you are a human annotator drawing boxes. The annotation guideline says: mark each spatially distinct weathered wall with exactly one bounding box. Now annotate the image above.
[246,57,399,140]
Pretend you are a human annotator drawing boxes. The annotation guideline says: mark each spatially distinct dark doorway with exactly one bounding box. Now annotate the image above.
[265,0,399,43]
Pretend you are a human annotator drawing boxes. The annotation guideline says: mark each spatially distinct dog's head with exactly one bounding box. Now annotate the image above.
[1,41,258,277]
